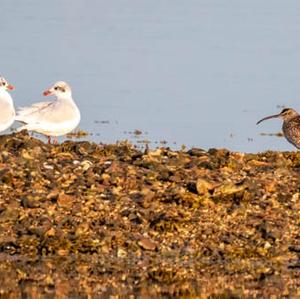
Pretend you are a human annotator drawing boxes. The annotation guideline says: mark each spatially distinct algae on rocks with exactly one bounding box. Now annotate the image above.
[0,132,300,297]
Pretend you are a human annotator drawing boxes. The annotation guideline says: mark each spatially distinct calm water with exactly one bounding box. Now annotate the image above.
[1,1,300,152]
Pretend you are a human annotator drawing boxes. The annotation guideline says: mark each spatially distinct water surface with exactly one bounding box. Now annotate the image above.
[1,1,300,152]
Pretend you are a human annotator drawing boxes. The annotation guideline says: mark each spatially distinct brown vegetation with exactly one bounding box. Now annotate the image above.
[1,132,300,297]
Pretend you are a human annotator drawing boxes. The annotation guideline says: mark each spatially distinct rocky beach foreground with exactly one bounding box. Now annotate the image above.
[1,132,300,297]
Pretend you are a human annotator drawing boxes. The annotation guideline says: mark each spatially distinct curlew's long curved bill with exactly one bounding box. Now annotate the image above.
[256,114,281,125]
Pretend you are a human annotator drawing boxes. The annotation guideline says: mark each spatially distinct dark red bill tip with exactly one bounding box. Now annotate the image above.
[43,90,51,96]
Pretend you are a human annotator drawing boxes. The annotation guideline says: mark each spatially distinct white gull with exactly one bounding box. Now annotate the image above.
[0,76,15,133]
[16,81,80,144]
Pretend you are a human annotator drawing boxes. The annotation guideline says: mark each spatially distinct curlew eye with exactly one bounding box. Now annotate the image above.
[281,108,289,113]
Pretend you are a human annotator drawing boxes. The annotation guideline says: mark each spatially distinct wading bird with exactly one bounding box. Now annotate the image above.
[257,108,300,149]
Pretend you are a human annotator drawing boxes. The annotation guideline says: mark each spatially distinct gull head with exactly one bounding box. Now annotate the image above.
[43,81,72,98]
[0,76,14,91]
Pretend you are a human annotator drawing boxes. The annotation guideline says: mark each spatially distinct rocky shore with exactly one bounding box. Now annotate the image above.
[1,132,300,297]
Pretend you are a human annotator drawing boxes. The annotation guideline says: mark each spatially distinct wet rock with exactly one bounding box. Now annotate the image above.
[187,148,206,157]
[21,197,40,208]
[138,237,157,251]
[213,182,247,201]
[57,193,74,208]
[0,132,299,297]
[196,178,214,195]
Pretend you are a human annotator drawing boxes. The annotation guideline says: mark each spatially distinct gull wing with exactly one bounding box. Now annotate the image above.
[16,101,53,123]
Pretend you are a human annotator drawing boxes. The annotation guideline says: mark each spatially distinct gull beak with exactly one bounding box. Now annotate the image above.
[7,84,14,90]
[43,89,52,96]
[256,113,281,125]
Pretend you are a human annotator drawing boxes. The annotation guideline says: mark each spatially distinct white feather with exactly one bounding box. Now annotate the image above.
[15,81,80,137]
[0,87,15,132]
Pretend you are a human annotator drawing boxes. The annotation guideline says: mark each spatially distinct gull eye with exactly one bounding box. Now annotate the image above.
[54,86,58,90]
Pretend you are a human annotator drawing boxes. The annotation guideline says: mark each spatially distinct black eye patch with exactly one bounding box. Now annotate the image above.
[54,86,65,92]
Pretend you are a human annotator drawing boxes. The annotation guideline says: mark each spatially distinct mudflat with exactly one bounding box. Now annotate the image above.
[1,132,300,297]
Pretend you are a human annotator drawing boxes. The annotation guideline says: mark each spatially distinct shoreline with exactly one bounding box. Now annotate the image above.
[1,132,300,297]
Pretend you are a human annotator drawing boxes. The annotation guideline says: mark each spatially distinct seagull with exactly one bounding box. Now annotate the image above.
[257,108,300,149]
[0,76,15,133]
[16,81,80,144]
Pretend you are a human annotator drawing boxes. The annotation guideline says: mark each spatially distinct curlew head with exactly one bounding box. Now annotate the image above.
[256,108,299,125]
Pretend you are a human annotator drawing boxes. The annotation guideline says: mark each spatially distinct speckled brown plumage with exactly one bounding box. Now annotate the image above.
[282,115,300,149]
[257,108,300,149]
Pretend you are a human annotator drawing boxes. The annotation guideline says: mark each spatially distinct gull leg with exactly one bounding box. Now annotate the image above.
[47,136,51,144]
[53,137,58,145]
